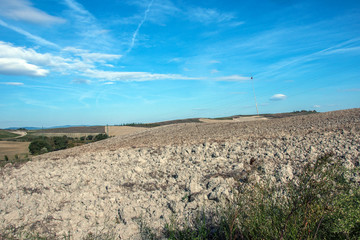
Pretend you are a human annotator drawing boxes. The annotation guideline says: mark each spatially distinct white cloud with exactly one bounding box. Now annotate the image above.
[215,75,250,81]
[0,58,48,77]
[0,41,93,75]
[0,0,65,25]
[270,94,287,101]
[211,69,219,74]
[0,41,202,82]
[1,82,24,86]
[313,105,321,108]
[83,69,199,82]
[209,60,221,64]
[0,41,57,65]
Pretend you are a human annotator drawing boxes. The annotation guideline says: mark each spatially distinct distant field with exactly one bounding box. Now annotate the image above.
[108,126,147,137]
[0,130,20,139]
[36,126,105,134]
[0,141,30,160]
[119,118,202,128]
[31,132,104,138]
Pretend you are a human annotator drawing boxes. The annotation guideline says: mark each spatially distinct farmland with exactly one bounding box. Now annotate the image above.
[0,130,20,139]
[0,141,30,162]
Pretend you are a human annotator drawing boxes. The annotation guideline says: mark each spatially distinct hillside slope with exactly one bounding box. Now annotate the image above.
[1,108,359,239]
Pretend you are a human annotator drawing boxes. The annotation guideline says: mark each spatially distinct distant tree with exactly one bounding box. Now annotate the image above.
[94,133,108,141]
[86,135,94,141]
[80,136,85,141]
[52,136,68,150]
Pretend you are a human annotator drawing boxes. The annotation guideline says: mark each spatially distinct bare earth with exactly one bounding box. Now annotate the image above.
[0,109,359,239]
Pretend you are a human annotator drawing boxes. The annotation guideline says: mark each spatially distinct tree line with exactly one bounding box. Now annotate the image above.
[28,134,108,155]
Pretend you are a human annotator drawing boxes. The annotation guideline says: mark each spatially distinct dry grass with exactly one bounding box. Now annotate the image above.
[0,141,30,159]
[107,126,147,137]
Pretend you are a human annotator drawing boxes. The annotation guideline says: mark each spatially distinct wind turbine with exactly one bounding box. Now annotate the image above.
[251,76,259,115]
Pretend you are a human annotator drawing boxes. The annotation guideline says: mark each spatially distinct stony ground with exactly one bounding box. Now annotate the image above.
[1,109,359,239]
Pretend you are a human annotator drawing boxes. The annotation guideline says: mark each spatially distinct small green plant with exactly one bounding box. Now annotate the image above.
[4,155,9,161]
[165,211,214,240]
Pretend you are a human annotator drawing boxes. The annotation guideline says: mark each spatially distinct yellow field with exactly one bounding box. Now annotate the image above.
[0,141,30,160]
[107,126,147,137]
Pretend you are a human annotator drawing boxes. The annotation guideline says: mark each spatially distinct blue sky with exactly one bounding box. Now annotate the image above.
[0,0,359,128]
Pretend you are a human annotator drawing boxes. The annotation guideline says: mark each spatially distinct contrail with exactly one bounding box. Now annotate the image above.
[126,0,154,54]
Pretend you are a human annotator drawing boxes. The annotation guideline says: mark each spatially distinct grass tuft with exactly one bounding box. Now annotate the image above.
[159,153,360,239]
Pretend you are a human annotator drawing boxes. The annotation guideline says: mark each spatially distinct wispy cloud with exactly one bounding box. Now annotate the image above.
[63,0,114,49]
[338,88,360,92]
[1,82,24,86]
[214,75,250,81]
[124,0,179,26]
[187,7,243,26]
[21,97,59,109]
[256,36,360,79]
[0,58,48,76]
[72,79,91,84]
[126,0,154,54]
[322,46,360,55]
[0,0,65,25]
[270,94,287,101]
[168,57,182,63]
[63,47,122,63]
[83,69,199,82]
[0,19,59,48]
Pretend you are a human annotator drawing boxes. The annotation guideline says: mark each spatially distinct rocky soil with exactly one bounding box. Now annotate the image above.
[1,108,359,239]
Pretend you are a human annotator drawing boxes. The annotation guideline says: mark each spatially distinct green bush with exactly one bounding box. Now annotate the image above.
[94,133,108,141]
[52,136,69,150]
[29,139,52,155]
[87,135,94,141]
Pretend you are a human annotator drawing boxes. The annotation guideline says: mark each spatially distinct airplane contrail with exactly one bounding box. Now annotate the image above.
[126,0,154,54]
